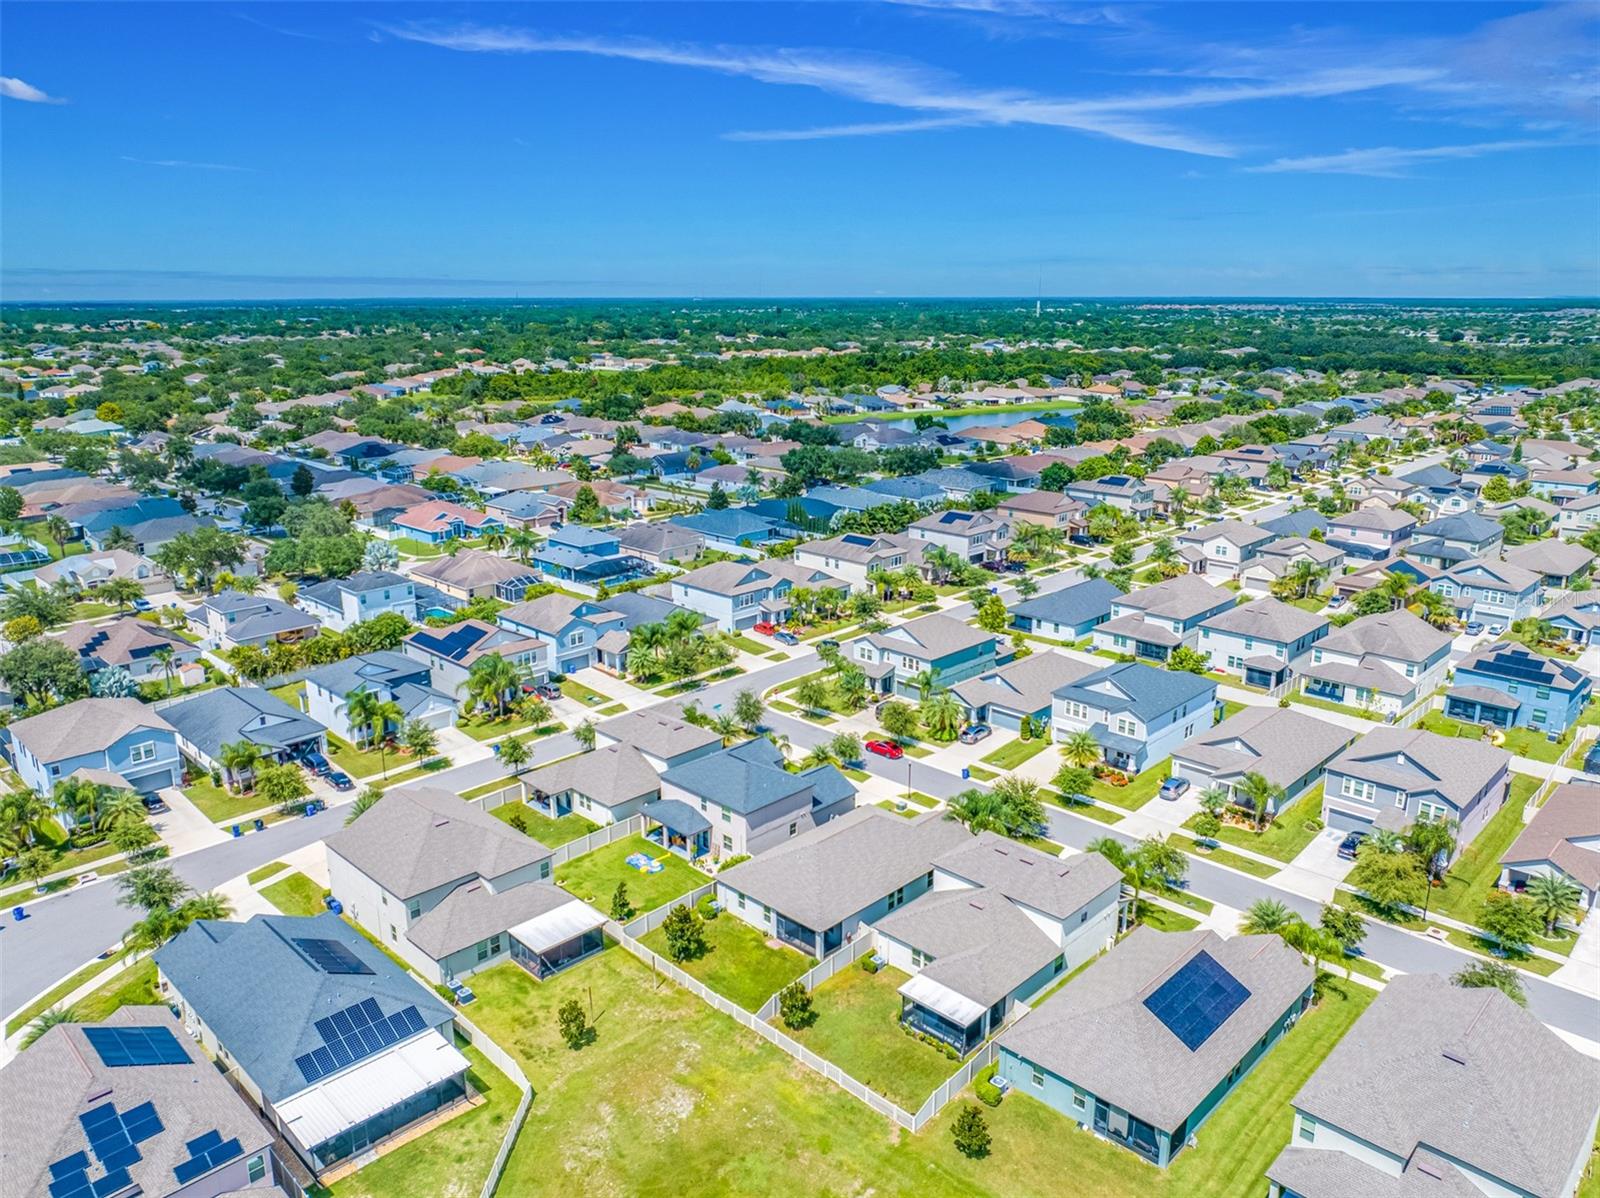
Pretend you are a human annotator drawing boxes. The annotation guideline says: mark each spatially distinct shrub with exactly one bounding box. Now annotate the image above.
[557,997,593,1050]
[507,810,527,833]
[952,1104,991,1159]
[1278,696,1291,708]
[860,955,880,974]
[974,1062,1003,1108]
[610,881,634,922]
[1303,817,1324,833]
[697,895,719,921]
[1193,813,1222,840]
[719,854,751,872]
[778,982,816,1030]
[662,903,708,962]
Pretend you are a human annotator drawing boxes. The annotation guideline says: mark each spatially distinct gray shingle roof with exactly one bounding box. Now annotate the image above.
[526,744,661,808]
[0,1008,275,1198]
[997,928,1312,1130]
[411,549,538,590]
[162,686,327,761]
[7,697,174,761]
[154,913,456,1104]
[857,612,999,662]
[1200,597,1329,643]
[660,737,851,817]
[1290,974,1600,1198]
[719,807,970,932]
[875,887,1061,1009]
[303,650,428,698]
[594,709,721,760]
[951,652,1100,718]
[1414,513,1501,542]
[1503,783,1600,890]
[1114,573,1235,621]
[1010,578,1122,629]
[1171,707,1355,791]
[1267,1145,1484,1198]
[934,833,1124,920]
[1326,727,1510,811]
[324,786,550,899]
[1053,661,1217,722]
[1316,610,1451,664]
[1176,519,1276,549]
[406,878,577,960]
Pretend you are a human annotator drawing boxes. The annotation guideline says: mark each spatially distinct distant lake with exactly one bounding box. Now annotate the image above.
[923,408,1079,434]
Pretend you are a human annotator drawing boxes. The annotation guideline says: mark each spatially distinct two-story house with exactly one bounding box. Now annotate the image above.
[1404,513,1503,569]
[401,619,548,704]
[1530,468,1600,506]
[1238,537,1345,597]
[1321,726,1510,847]
[303,651,456,744]
[529,524,651,588]
[1444,643,1593,737]
[1091,574,1236,663]
[1051,662,1218,773]
[1062,476,1156,518]
[668,559,849,632]
[1502,538,1594,589]
[1427,557,1542,627]
[847,612,1004,698]
[907,509,1012,565]
[497,592,628,674]
[1174,520,1276,579]
[792,531,925,590]
[658,737,855,863]
[191,590,320,650]
[1295,610,1452,716]
[1556,493,1600,541]
[1196,598,1330,688]
[296,570,418,632]
[8,697,182,799]
[1324,508,1416,561]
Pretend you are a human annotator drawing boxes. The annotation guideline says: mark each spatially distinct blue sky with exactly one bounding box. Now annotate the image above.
[2,2,1596,300]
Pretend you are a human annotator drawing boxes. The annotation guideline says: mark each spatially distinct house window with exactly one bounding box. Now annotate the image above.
[1536,686,1550,699]
[1312,649,1323,663]
[737,892,746,910]
[1115,718,1136,736]
[900,655,918,671]
[1298,1116,1317,1144]
[1072,1087,1087,1111]
[129,742,157,764]
[407,901,421,919]
[389,925,398,943]
[1532,709,1547,725]
[721,808,731,823]
[1418,801,1448,822]
[247,1155,267,1183]
[911,947,932,968]
[1031,1067,1044,1088]
[1394,791,1408,809]
[788,822,798,837]
[1341,778,1375,803]
[1112,635,1128,648]
[1405,664,1416,677]
[540,861,551,880]
[887,885,907,911]
[722,834,733,853]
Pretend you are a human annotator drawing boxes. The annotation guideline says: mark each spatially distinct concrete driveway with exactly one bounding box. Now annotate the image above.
[151,786,229,854]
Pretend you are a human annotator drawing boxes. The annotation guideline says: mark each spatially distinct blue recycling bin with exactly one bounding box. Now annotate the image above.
[230,824,241,837]
[12,906,25,921]
[961,767,970,780]
[253,818,265,832]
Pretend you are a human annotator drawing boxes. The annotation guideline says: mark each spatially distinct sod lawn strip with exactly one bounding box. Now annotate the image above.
[260,871,327,917]
[1182,785,1326,863]
[1168,834,1280,878]
[641,910,811,1011]
[490,801,599,848]
[554,834,704,913]
[980,737,1051,770]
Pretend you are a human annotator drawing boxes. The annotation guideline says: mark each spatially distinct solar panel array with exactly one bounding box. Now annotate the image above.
[47,1100,164,1198]
[292,937,374,975]
[410,624,486,661]
[294,998,428,1085]
[1142,951,1252,1052]
[1480,649,1554,683]
[82,1025,190,1068]
[172,1128,244,1186]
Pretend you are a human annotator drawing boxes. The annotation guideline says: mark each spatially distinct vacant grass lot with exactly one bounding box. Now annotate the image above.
[641,910,810,1011]
[785,963,961,1111]
[555,835,705,913]
[464,948,1373,1198]
[261,871,326,917]
[1183,785,1326,863]
[490,801,599,848]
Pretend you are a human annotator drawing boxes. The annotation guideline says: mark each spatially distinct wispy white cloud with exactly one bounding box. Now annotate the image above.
[121,156,256,173]
[880,0,1137,29]
[1,76,64,104]
[1250,139,1561,177]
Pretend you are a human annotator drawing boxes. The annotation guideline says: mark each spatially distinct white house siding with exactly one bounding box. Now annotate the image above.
[792,549,877,590]
[555,785,653,828]
[666,583,741,632]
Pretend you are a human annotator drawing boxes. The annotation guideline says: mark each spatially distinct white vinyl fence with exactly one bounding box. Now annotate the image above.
[754,935,876,1022]
[549,814,648,867]
[451,1008,534,1198]
[621,883,718,938]
[463,781,525,815]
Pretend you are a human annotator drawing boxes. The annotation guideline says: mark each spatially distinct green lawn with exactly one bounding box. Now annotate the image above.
[326,732,406,775]
[725,632,767,655]
[1219,700,1247,721]
[1087,759,1170,811]
[1168,834,1280,878]
[1183,785,1326,863]
[641,908,811,1010]
[1043,789,1126,825]
[5,950,129,1036]
[72,959,161,1024]
[247,860,290,885]
[560,678,612,707]
[785,963,962,1111]
[1426,774,1541,925]
[269,681,305,707]
[261,871,327,917]
[322,1040,516,1198]
[182,775,265,824]
[1415,712,1566,764]
[490,801,599,849]
[1136,902,1201,932]
[555,835,705,913]
[980,736,1050,770]
[1288,692,1384,721]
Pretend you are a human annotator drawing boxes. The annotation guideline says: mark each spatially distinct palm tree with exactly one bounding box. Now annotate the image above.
[944,788,1010,835]
[1148,537,1182,578]
[1060,730,1102,770]
[218,740,261,794]
[152,645,178,696]
[50,777,101,832]
[1241,899,1297,935]
[1409,587,1456,631]
[44,516,73,556]
[920,692,962,741]
[100,577,146,611]
[345,689,381,749]
[1525,873,1582,936]
[835,665,869,711]
[466,653,519,718]
[1369,828,1406,855]
[3,789,52,846]
[345,788,383,824]
[97,790,146,831]
[1236,772,1284,833]
[908,666,941,701]
[21,1004,79,1049]
[711,713,741,746]
[182,891,233,922]
[1521,617,1558,649]
[506,527,541,564]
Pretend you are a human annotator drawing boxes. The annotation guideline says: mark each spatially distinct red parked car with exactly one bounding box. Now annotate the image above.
[752,621,778,636]
[865,739,904,760]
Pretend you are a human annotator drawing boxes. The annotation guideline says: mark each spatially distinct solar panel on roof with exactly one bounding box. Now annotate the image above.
[295,999,429,1085]
[83,1026,189,1068]
[1142,950,1252,1053]
[90,1168,130,1198]
[291,937,374,975]
[186,1130,223,1156]
[49,1154,91,1180]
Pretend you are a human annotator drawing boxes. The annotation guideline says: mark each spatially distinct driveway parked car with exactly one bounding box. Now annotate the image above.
[131,597,153,613]
[141,795,168,815]
[1158,777,1190,801]
[865,739,904,760]
[326,770,354,792]
[774,631,799,645]
[957,724,991,745]
[302,750,332,776]
[1337,830,1369,860]
[1487,623,1505,635]
[752,621,778,636]
[521,681,562,701]
[1465,621,1484,635]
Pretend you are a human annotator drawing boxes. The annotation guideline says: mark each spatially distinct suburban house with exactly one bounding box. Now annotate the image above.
[1238,538,1345,597]
[1427,557,1543,627]
[326,786,606,985]
[1444,642,1593,737]
[1010,578,1122,640]
[190,590,320,650]
[57,616,201,684]
[497,592,628,674]
[401,620,548,705]
[162,687,328,781]
[0,1007,295,1198]
[1295,610,1451,715]
[1320,726,1511,846]
[667,509,796,555]
[1062,475,1155,518]
[998,928,1313,1168]
[1404,513,1503,569]
[874,834,1125,1055]
[907,509,1012,565]
[1170,707,1355,815]
[1556,493,1600,541]
[657,736,855,863]
[667,559,848,632]
[1324,508,1416,561]
[1196,598,1329,687]
[1051,662,1218,773]
[8,697,182,798]
[303,652,456,744]
[1174,520,1276,579]
[1500,783,1600,914]
[1531,468,1600,506]
[386,500,503,544]
[593,709,723,771]
[1091,574,1236,663]
[296,570,417,632]
[1266,974,1600,1198]
[792,531,925,590]
[521,743,661,827]
[482,489,570,530]
[530,525,650,588]
[717,806,969,958]
[1502,538,1594,588]
[951,653,1098,732]
[154,913,472,1177]
[410,550,539,602]
[1546,591,1600,648]
[846,612,1004,698]
[612,521,705,567]
[29,547,163,593]
[997,490,1084,532]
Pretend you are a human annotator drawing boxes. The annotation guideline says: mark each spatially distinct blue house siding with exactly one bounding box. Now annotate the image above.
[888,640,999,697]
[1449,665,1591,736]
[12,728,182,799]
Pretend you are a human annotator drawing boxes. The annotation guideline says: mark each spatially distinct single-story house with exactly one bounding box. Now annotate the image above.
[521,743,661,826]
[410,549,540,602]
[1010,578,1122,641]
[1170,707,1355,814]
[57,616,202,684]
[951,652,1099,732]
[162,686,328,779]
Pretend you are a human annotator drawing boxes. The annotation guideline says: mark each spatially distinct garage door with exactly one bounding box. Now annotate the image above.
[1324,807,1374,835]
[991,709,1023,733]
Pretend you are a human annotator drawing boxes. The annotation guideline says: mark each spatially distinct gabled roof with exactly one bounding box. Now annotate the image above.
[1326,727,1510,810]
[57,616,195,670]
[1172,707,1355,790]
[1053,660,1216,721]
[1199,597,1328,644]
[933,833,1123,920]
[672,558,844,597]
[411,549,537,590]
[660,737,851,816]
[8,697,174,761]
[499,592,623,637]
[1289,974,1600,1198]
[525,744,661,807]
[1114,574,1234,621]
[162,686,327,759]
[594,709,722,760]
[951,651,1099,716]
[1455,642,1589,692]
[303,650,428,698]
[1414,512,1501,543]
[325,785,549,899]
[857,612,999,662]
[1502,538,1594,579]
[1435,557,1541,593]
[1010,578,1122,628]
[1175,519,1275,549]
